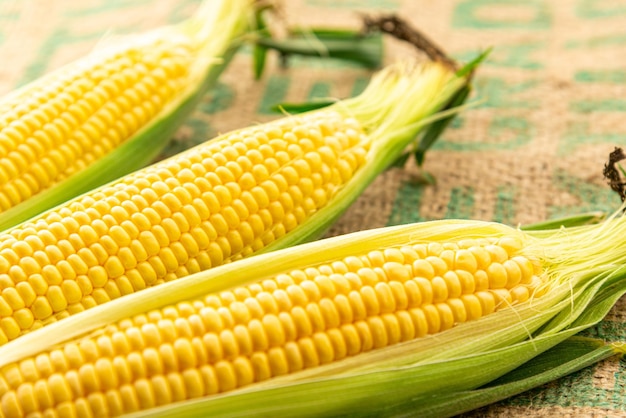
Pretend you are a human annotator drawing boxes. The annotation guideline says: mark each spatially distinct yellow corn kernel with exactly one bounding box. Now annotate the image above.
[510,285,530,304]
[469,245,491,270]
[454,249,478,273]
[486,262,508,289]
[497,236,523,256]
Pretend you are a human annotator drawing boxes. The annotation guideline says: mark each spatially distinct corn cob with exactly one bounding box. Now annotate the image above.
[0,57,474,344]
[0,221,537,416]
[0,0,253,230]
[3,214,626,418]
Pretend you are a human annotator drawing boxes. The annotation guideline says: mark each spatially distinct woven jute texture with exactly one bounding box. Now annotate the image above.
[1,0,626,416]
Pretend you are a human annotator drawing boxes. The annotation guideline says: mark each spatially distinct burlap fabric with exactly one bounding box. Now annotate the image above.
[1,0,625,416]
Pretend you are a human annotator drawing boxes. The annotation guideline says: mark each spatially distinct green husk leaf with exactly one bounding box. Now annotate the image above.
[0,0,253,231]
[418,170,437,185]
[388,150,411,169]
[252,7,270,79]
[374,338,619,418]
[414,82,471,166]
[520,211,607,230]
[483,336,611,386]
[411,48,490,167]
[256,29,383,69]
[292,28,372,39]
[271,99,336,114]
[455,47,492,78]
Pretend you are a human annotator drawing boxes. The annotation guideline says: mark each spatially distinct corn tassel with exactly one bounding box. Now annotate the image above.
[0,56,476,344]
[0,0,254,230]
[3,212,626,417]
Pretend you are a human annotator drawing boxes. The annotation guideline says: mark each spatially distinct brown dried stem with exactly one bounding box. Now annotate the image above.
[603,146,626,202]
[362,14,457,71]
